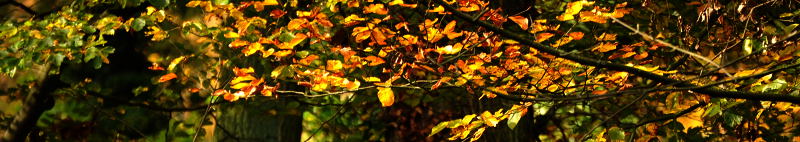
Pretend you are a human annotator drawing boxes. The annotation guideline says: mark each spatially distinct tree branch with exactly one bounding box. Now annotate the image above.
[624,102,707,129]
[0,0,38,15]
[431,0,800,104]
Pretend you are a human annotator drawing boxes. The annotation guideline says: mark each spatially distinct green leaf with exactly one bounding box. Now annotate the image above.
[703,104,721,117]
[743,38,752,55]
[429,120,451,137]
[132,18,146,31]
[149,0,170,8]
[506,110,524,130]
[608,127,625,141]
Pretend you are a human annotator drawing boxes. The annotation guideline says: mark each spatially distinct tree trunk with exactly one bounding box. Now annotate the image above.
[214,99,303,142]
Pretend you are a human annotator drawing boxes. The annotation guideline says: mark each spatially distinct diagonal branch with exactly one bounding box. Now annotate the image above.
[0,0,38,15]
[431,0,800,104]
[609,17,731,77]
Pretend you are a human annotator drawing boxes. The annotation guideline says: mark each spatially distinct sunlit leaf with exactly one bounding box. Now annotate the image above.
[592,42,618,52]
[363,56,385,66]
[508,16,529,30]
[480,111,499,127]
[377,87,395,107]
[158,73,178,82]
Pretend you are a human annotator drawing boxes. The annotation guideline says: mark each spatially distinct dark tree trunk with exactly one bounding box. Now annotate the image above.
[214,99,304,142]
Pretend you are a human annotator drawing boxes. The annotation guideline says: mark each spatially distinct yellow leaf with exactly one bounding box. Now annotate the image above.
[279,33,307,49]
[676,109,704,132]
[437,44,463,55]
[230,75,256,85]
[557,0,594,21]
[388,0,417,8]
[271,65,286,78]
[480,111,499,127]
[168,56,186,71]
[326,60,343,71]
[508,16,529,30]
[364,77,381,82]
[224,32,240,38]
[230,83,250,89]
[273,50,293,57]
[263,0,279,5]
[733,68,766,77]
[377,87,394,107]
[592,42,617,52]
[243,43,264,56]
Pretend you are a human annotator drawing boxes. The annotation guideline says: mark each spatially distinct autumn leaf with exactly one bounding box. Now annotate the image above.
[364,77,381,82]
[377,87,394,107]
[388,0,417,8]
[262,0,279,5]
[568,32,584,40]
[508,16,529,30]
[278,33,307,49]
[676,108,704,132]
[536,32,555,42]
[364,4,388,15]
[437,44,463,55]
[243,43,264,56]
[167,56,186,71]
[557,0,594,21]
[224,31,240,38]
[480,111,499,127]
[592,42,618,52]
[158,73,177,82]
[363,56,385,66]
[326,60,343,71]
[287,19,307,30]
[229,40,249,48]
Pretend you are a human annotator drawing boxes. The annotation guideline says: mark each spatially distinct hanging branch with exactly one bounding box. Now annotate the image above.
[431,0,800,104]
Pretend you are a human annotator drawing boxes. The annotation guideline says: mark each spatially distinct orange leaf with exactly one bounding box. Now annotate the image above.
[287,19,307,30]
[278,33,307,49]
[568,32,584,40]
[158,73,177,82]
[364,4,389,15]
[592,42,617,52]
[536,32,555,42]
[508,16,529,30]
[363,56,386,66]
[430,77,452,90]
[377,87,394,107]
[634,52,648,60]
[229,40,249,48]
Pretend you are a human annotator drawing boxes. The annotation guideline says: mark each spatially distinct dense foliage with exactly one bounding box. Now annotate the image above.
[2,0,800,141]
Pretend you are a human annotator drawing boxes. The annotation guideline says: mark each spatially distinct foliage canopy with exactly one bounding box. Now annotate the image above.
[2,0,800,141]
